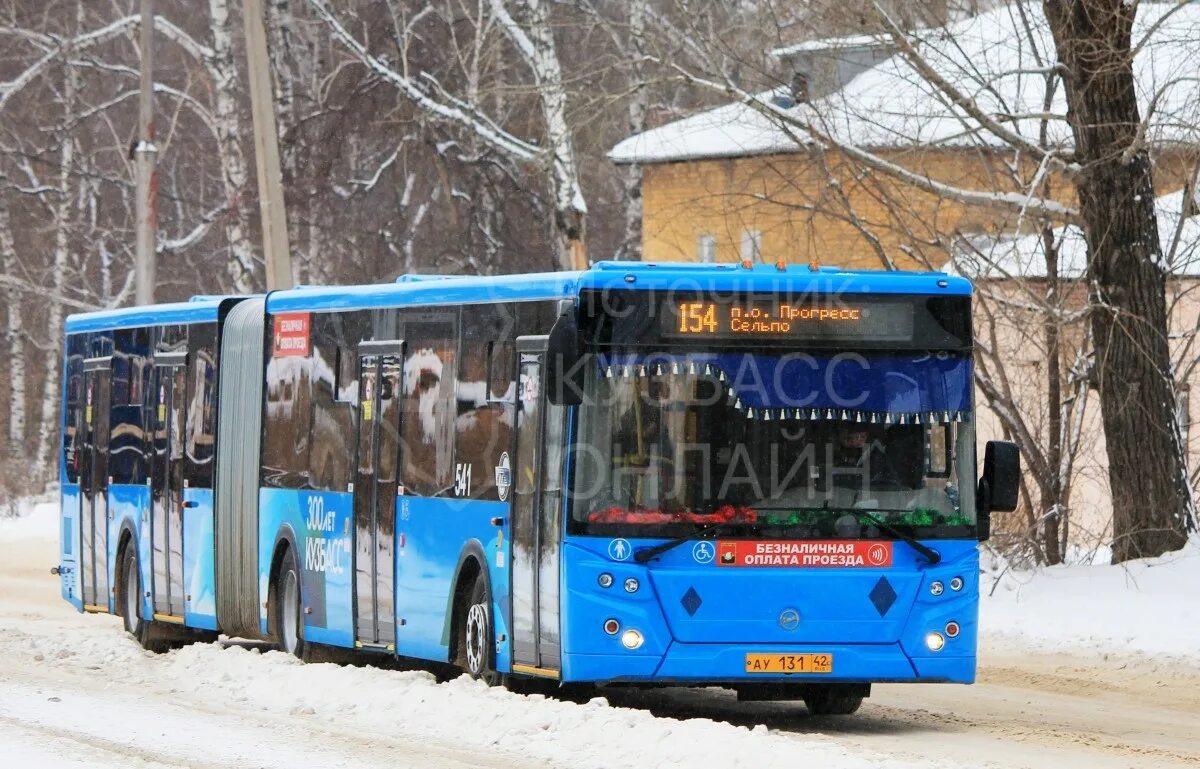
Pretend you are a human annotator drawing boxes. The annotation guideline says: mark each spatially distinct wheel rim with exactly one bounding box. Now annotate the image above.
[124,558,139,632]
[465,602,488,676]
[281,570,299,654]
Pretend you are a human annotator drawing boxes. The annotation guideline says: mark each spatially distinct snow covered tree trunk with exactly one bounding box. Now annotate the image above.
[208,0,257,293]
[1044,0,1192,561]
[489,0,587,270]
[618,0,647,262]
[35,54,79,481]
[0,194,26,457]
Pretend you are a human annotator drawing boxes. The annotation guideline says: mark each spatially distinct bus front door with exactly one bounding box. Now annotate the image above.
[79,359,112,612]
[150,358,187,621]
[510,339,564,676]
[353,350,402,650]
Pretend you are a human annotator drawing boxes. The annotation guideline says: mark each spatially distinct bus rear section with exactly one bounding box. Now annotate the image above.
[527,272,1018,709]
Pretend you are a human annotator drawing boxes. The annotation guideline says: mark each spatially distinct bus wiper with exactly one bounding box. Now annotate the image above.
[858,511,941,565]
[633,520,734,563]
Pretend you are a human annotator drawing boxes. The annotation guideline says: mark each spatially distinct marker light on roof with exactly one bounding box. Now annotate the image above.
[740,259,753,270]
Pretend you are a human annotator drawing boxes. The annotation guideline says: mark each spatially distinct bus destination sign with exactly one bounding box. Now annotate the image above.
[663,299,914,342]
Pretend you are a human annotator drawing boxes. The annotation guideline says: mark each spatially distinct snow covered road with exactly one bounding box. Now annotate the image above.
[2,504,1198,769]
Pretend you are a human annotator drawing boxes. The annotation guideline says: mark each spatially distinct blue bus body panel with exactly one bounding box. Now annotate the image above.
[64,298,226,334]
[264,263,971,316]
[107,484,147,615]
[258,488,355,645]
[60,483,82,609]
[183,488,218,630]
[393,497,510,669]
[266,272,580,313]
[558,536,978,683]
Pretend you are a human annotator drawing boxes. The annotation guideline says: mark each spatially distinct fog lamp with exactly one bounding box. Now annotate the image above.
[620,629,644,649]
[925,632,945,652]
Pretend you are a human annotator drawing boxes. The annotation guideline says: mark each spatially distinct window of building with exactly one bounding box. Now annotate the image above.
[698,234,717,263]
[740,230,762,263]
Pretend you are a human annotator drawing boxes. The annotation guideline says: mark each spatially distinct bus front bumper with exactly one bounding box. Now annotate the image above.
[560,643,975,684]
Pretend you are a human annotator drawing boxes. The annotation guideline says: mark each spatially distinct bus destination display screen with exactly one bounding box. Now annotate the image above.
[663,299,915,342]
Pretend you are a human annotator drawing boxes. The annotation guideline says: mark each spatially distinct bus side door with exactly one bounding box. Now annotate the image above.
[510,337,565,675]
[79,357,112,612]
[150,356,187,620]
[353,346,403,650]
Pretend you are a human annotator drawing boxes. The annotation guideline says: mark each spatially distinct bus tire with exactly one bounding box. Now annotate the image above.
[274,547,311,662]
[118,543,167,653]
[455,574,501,686]
[803,686,864,716]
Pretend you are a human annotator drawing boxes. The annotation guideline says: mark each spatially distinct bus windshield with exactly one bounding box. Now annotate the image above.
[568,350,976,540]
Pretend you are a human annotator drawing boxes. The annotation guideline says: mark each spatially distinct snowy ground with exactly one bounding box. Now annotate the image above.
[2,501,1198,769]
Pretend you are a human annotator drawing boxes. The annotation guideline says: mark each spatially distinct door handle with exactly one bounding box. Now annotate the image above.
[490,517,505,527]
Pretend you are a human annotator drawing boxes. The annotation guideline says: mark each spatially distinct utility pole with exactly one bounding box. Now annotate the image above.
[134,0,157,305]
[242,0,292,290]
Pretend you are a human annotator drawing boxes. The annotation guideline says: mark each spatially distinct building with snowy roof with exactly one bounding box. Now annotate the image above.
[609,2,1200,271]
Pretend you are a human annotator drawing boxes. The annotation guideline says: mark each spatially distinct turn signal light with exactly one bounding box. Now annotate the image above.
[603,619,620,635]
[945,621,960,638]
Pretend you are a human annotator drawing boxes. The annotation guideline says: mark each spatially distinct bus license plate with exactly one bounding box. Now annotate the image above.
[745,653,833,674]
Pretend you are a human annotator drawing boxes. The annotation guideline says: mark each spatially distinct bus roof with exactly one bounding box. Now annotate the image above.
[266,262,971,313]
[64,296,238,334]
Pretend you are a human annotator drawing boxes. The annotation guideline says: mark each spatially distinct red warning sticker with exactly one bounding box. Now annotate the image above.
[716,540,892,568]
[273,312,311,358]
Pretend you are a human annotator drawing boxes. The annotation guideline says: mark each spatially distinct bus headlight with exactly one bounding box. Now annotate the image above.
[598,573,614,588]
[620,629,644,649]
[949,576,964,592]
[929,580,944,596]
[925,632,945,652]
[624,577,640,593]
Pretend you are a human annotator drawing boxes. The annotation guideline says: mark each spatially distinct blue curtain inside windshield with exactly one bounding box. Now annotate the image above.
[596,352,971,417]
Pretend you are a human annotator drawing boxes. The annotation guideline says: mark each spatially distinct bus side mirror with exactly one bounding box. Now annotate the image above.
[976,440,1019,541]
[546,307,585,407]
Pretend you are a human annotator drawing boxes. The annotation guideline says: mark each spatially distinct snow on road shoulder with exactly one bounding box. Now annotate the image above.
[981,537,1200,661]
[5,620,956,769]
[0,497,58,542]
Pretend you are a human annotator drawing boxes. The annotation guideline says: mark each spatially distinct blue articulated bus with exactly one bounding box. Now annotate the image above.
[58,262,1018,715]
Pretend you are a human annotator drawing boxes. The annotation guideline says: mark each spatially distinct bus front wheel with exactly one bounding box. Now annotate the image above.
[274,547,311,662]
[456,574,502,686]
[803,685,865,716]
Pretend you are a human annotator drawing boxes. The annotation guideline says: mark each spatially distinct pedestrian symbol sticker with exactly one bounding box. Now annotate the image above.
[692,541,714,564]
[608,538,631,561]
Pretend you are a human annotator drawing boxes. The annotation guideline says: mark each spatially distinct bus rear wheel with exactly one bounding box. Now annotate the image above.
[455,574,501,686]
[803,685,865,716]
[118,544,167,653]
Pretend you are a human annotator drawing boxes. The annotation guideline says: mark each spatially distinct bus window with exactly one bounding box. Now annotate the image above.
[400,318,457,496]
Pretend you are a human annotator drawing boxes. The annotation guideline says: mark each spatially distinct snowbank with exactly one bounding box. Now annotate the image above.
[0,499,58,542]
[981,537,1200,660]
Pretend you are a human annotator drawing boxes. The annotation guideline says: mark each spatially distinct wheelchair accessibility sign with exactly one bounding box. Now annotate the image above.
[692,541,715,564]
